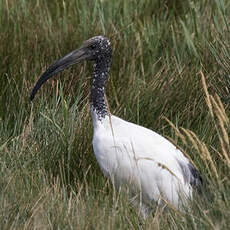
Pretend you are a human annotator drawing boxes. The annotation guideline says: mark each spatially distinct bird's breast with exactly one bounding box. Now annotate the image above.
[92,126,141,189]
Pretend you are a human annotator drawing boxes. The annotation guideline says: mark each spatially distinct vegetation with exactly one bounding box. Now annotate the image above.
[1,0,230,229]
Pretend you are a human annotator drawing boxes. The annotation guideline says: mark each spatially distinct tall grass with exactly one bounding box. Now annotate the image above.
[1,0,230,229]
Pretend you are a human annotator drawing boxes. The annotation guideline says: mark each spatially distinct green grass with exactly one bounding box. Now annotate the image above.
[1,0,230,229]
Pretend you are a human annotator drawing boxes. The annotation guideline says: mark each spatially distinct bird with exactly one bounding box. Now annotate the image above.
[30,35,202,217]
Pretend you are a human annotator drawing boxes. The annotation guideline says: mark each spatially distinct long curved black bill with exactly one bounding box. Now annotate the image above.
[30,46,89,101]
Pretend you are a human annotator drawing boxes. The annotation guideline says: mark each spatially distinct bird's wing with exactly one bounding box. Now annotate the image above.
[108,115,202,190]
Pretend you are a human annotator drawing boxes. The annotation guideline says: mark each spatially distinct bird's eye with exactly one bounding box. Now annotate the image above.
[91,44,96,50]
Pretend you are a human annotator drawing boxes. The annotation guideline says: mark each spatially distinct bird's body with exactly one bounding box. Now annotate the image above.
[30,35,202,217]
[92,112,195,214]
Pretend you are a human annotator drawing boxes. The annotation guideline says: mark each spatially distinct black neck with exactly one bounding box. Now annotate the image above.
[90,60,110,120]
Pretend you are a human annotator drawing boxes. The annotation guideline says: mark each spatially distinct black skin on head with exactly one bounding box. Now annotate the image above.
[30,36,112,101]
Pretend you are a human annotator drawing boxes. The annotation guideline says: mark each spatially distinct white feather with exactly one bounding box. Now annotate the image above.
[92,111,193,215]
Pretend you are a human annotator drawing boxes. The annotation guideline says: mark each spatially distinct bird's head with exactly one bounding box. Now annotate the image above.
[82,36,112,62]
[30,35,112,100]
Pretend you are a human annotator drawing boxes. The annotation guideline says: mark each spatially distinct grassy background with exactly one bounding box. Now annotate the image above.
[1,0,230,229]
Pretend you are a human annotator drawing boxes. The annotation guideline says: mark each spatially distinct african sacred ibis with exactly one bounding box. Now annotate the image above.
[30,36,202,217]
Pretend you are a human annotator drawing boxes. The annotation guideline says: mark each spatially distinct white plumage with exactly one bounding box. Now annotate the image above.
[92,113,195,216]
[30,35,202,217]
